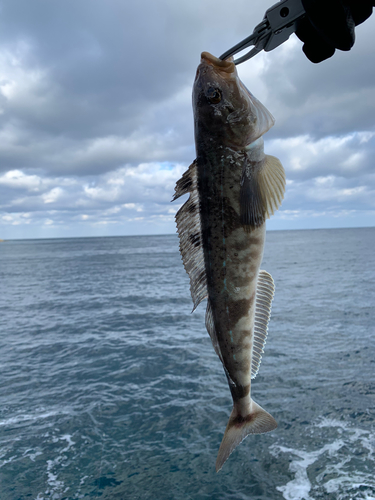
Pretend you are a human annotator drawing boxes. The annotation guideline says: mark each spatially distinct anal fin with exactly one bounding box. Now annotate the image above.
[205,299,223,362]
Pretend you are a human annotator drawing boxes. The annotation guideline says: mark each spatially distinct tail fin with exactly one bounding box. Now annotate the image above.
[215,400,277,472]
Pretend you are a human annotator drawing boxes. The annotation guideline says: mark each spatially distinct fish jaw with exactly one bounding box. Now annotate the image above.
[200,51,236,74]
[193,52,275,149]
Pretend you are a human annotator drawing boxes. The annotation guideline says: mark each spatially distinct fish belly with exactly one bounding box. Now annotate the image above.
[198,150,265,393]
[207,222,266,394]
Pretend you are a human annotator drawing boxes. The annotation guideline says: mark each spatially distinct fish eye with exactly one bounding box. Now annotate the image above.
[206,87,222,104]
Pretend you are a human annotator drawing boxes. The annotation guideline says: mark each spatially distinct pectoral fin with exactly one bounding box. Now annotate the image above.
[260,155,286,219]
[240,165,266,228]
[240,155,285,229]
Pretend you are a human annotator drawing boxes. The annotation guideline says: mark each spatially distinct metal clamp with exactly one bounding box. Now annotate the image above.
[219,0,306,64]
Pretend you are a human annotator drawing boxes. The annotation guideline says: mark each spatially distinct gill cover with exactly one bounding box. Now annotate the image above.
[193,52,275,148]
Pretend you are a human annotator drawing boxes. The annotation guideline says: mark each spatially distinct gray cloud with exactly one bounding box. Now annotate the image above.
[259,25,375,139]
[268,132,375,180]
[0,0,374,238]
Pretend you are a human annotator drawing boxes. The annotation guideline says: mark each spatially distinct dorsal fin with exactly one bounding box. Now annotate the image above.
[240,154,286,230]
[251,270,275,379]
[173,160,207,310]
[172,160,196,201]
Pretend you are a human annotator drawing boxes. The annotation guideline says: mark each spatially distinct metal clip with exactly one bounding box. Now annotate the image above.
[219,0,305,64]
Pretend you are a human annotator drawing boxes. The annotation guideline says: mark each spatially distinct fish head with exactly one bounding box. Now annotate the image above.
[193,52,275,149]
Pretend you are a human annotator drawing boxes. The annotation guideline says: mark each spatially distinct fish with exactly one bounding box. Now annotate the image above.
[173,52,285,472]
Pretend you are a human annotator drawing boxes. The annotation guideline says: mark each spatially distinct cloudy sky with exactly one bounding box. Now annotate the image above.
[0,0,374,239]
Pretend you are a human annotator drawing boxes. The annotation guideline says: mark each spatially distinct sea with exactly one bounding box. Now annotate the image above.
[0,228,374,500]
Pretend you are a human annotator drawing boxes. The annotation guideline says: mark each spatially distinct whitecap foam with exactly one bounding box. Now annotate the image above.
[41,434,76,499]
[271,440,345,500]
[0,410,67,427]
[271,418,375,500]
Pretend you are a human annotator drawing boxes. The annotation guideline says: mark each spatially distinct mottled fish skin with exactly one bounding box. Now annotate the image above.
[199,145,265,390]
[173,52,286,471]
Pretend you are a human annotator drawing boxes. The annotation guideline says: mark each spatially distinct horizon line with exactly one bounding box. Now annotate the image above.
[1,225,374,242]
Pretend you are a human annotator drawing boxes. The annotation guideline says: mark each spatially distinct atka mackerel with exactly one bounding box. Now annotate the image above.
[173,52,285,471]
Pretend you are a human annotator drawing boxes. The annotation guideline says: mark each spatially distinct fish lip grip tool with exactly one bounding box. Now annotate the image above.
[219,0,306,64]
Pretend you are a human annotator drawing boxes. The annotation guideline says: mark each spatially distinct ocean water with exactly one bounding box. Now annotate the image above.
[0,228,374,500]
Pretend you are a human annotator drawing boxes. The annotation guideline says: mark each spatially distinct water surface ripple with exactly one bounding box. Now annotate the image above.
[0,229,374,499]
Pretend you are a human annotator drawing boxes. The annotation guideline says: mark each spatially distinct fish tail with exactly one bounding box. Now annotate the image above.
[215,399,277,472]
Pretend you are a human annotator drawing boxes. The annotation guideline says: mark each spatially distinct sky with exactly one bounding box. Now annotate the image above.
[0,0,374,240]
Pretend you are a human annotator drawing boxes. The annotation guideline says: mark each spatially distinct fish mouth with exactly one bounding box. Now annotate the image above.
[200,52,235,74]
